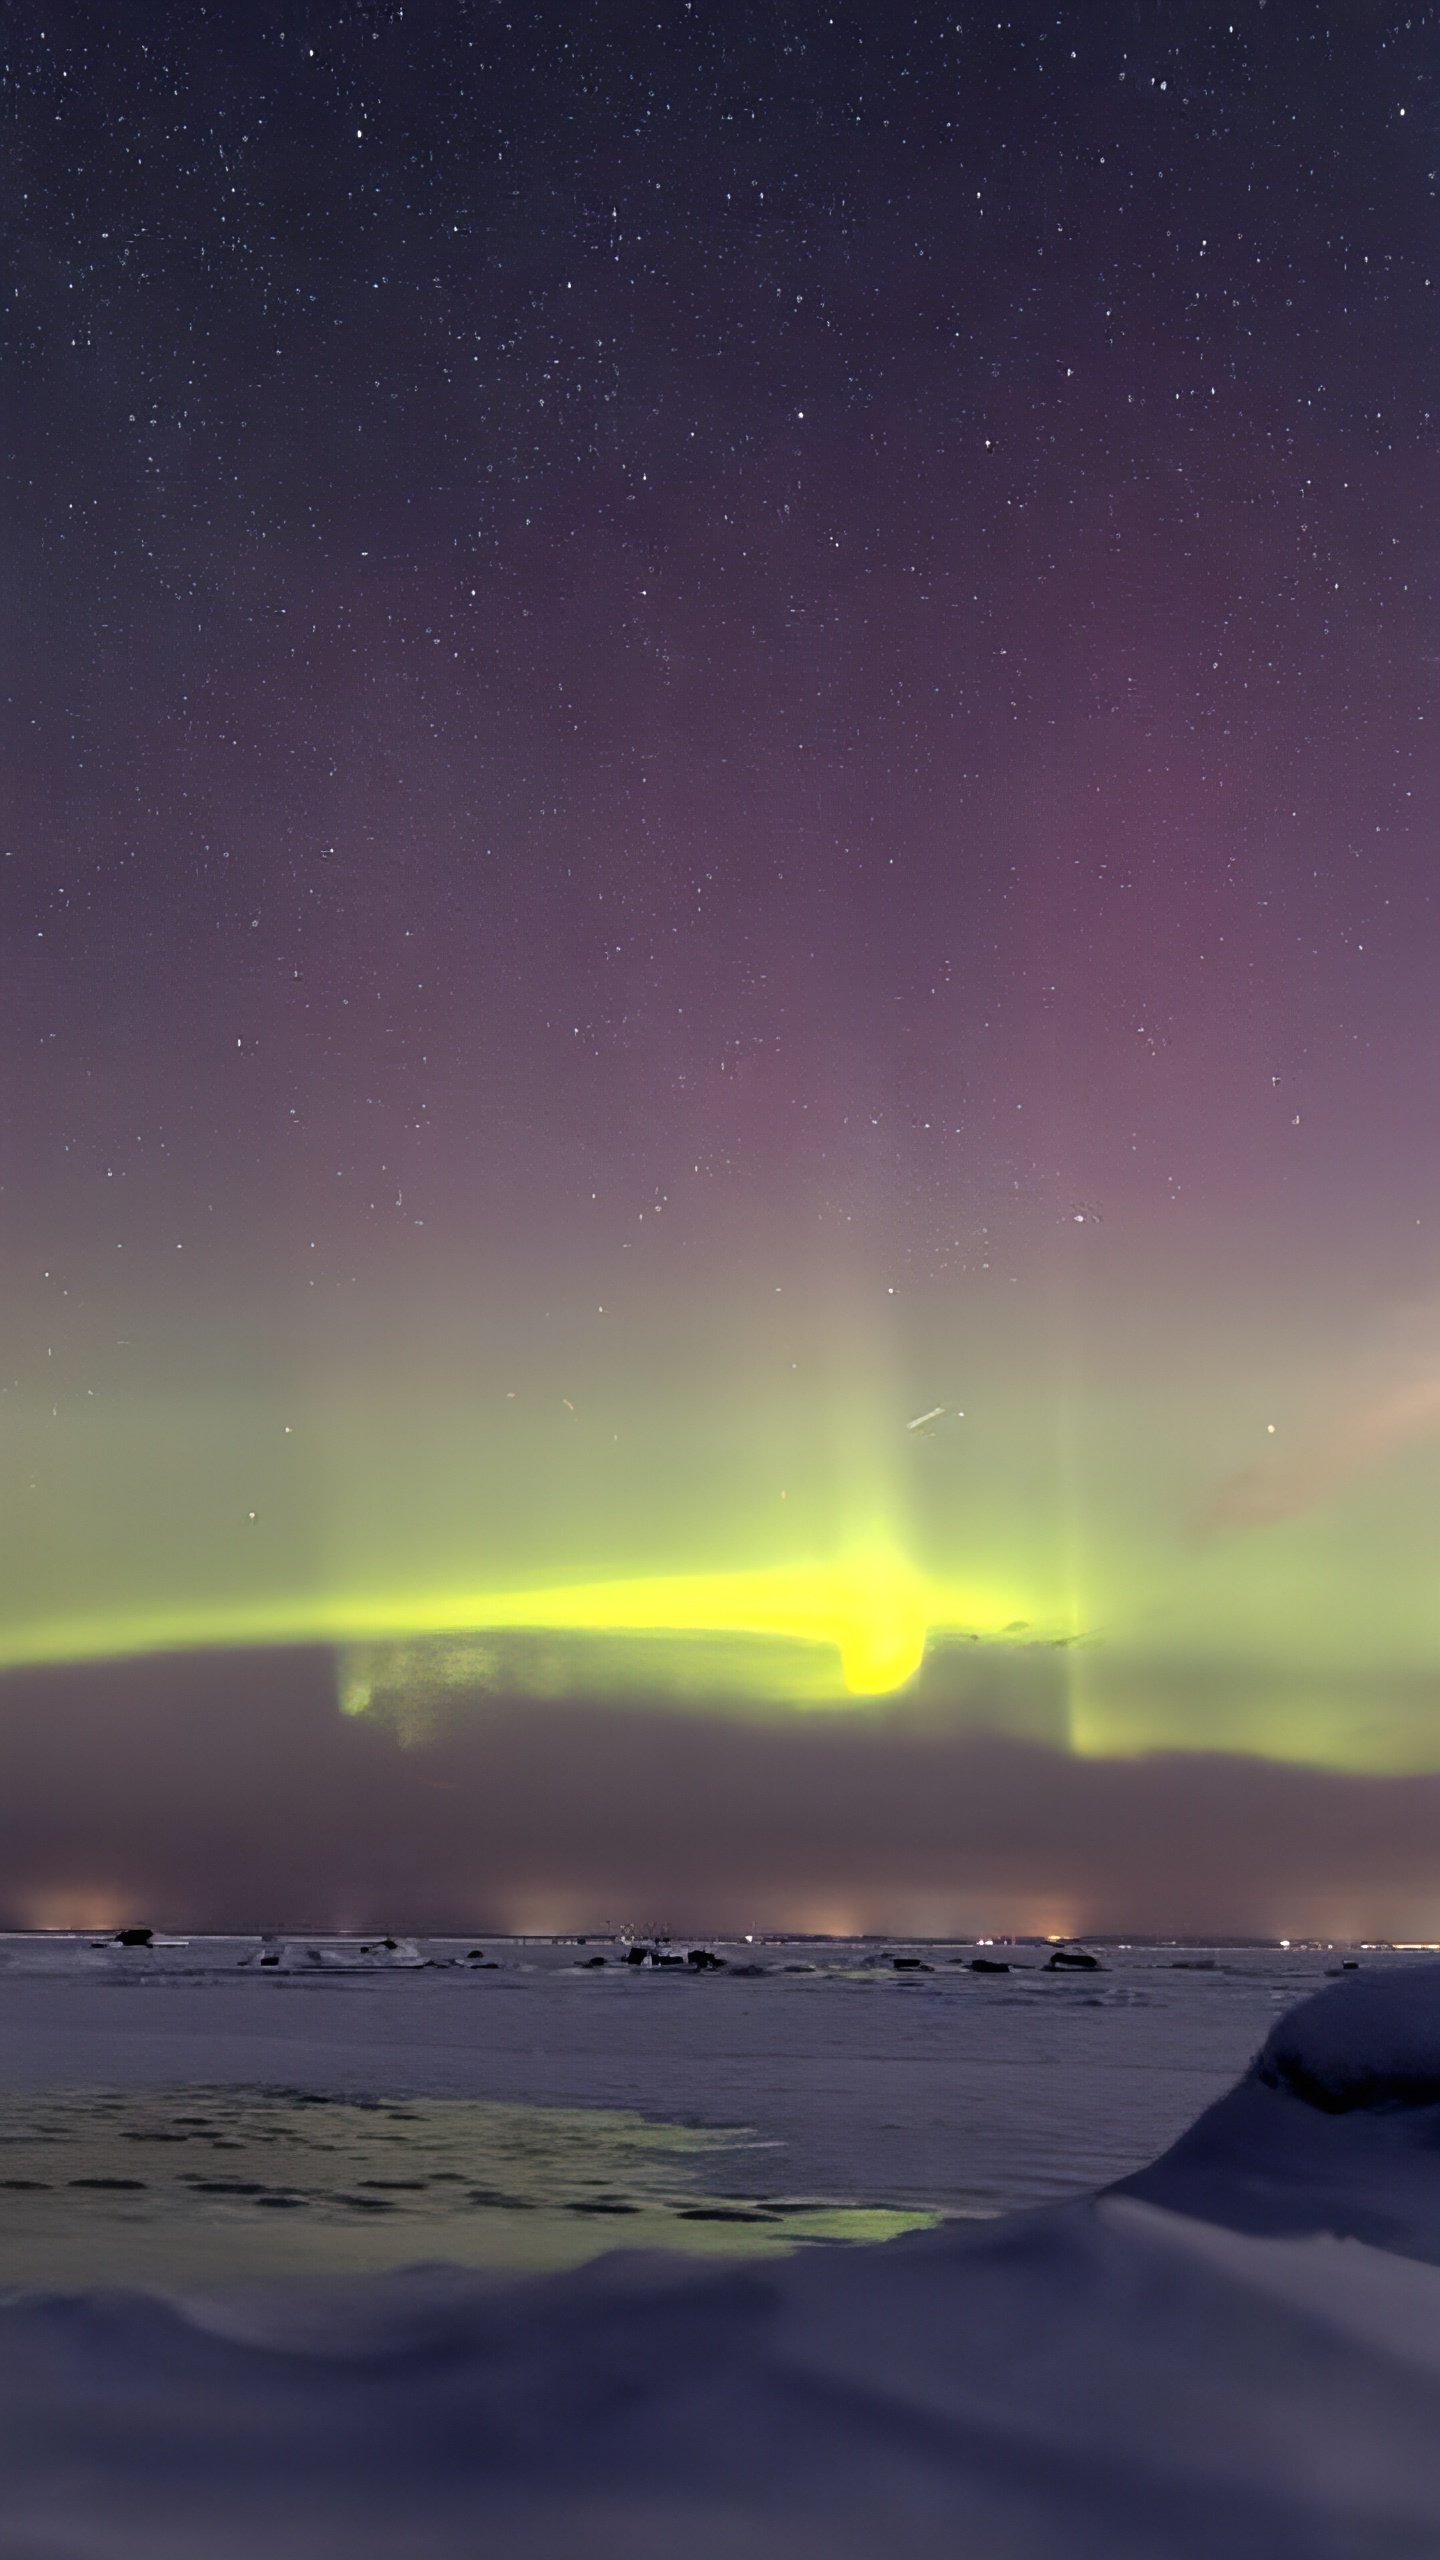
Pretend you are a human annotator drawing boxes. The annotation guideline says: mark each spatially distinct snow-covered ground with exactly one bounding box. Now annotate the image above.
[3,1940,1440,2554]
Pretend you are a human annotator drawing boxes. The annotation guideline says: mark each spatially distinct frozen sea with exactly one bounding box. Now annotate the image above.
[0,1932,1395,2283]
[6,1935,1440,2555]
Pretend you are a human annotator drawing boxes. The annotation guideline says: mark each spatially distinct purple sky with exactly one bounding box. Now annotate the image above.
[4,3,1439,1928]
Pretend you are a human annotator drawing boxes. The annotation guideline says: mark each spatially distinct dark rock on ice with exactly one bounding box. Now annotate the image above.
[1045,1944,1102,1971]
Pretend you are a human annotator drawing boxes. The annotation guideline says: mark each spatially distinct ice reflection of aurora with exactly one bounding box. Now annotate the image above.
[0,1541,1041,1704]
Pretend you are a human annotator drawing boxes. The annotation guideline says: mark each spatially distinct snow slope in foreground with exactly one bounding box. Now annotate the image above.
[7,1964,1440,2558]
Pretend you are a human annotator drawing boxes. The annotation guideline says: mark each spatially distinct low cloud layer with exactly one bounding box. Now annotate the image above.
[2,1647,1439,1942]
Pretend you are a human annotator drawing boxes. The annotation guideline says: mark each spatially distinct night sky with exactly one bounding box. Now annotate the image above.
[5,3,1439,1930]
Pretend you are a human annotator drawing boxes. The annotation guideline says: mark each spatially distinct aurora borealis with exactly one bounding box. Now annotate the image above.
[5,3,1440,1928]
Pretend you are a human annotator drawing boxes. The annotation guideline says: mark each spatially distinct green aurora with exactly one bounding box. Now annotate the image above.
[6,1267,1438,1774]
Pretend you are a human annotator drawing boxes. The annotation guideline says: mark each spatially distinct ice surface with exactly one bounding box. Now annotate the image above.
[3,1949,1440,2554]
[0,2086,932,2290]
[0,1933,1338,2216]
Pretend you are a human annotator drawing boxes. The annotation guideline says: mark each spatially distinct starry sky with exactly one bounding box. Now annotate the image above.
[4,1,1439,1929]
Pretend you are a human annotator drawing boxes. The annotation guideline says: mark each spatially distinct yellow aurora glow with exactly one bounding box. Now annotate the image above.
[0,1539,1036,1701]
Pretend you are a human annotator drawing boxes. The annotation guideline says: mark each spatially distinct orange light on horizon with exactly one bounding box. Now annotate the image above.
[16,1888,132,1933]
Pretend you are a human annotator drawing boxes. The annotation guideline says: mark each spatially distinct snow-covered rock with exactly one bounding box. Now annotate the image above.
[1121,1958,1440,2264]
[1257,1960,1440,2109]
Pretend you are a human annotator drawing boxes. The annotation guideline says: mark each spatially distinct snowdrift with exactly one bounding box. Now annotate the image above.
[1121,1957,1440,2264]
